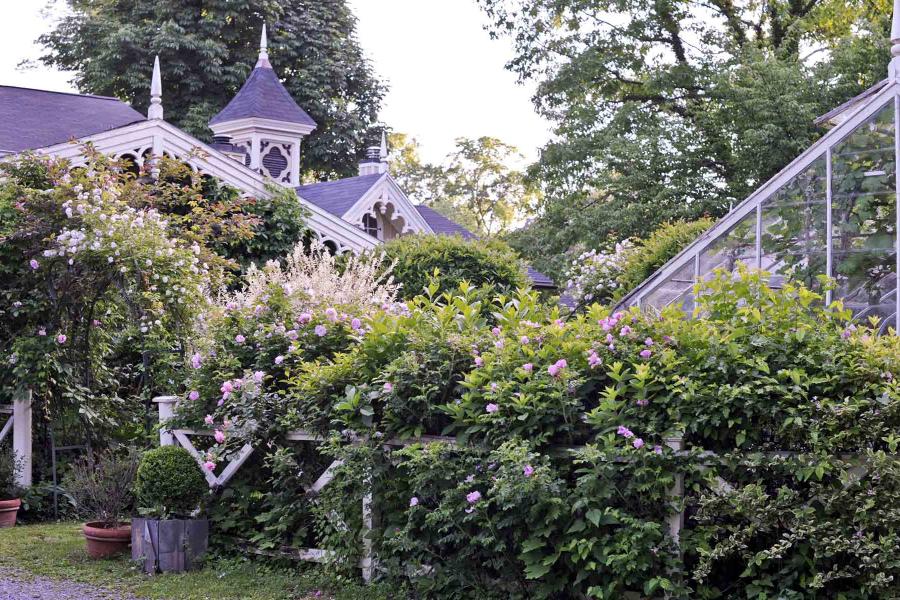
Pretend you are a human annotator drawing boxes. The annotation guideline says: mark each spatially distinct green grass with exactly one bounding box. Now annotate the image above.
[0,522,391,600]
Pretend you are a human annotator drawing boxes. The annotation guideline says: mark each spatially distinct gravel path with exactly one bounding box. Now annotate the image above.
[0,566,140,600]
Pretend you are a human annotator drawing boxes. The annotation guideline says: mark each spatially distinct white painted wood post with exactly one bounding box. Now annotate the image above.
[12,389,32,488]
[361,483,373,582]
[153,396,178,447]
[664,434,684,545]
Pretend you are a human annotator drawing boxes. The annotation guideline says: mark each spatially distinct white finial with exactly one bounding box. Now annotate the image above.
[379,131,388,160]
[148,55,163,120]
[257,23,270,67]
[891,0,900,78]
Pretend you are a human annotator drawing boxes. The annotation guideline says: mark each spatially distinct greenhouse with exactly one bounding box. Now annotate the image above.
[620,70,900,333]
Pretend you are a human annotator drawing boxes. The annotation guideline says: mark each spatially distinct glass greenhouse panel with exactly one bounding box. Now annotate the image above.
[641,261,695,312]
[831,101,897,324]
[698,211,756,280]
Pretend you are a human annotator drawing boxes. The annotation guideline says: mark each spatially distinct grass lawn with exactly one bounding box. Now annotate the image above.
[0,522,392,600]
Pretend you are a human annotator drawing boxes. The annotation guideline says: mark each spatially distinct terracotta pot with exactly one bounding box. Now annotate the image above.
[83,521,131,559]
[0,499,20,528]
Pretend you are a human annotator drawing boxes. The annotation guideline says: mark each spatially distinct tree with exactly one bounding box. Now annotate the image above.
[389,134,538,237]
[38,0,386,179]
[478,0,892,274]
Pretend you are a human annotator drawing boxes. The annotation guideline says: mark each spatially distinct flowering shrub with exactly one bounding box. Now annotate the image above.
[159,245,900,597]
[563,240,636,307]
[0,152,216,431]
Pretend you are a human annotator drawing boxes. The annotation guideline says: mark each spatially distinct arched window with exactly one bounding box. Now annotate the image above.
[362,213,380,239]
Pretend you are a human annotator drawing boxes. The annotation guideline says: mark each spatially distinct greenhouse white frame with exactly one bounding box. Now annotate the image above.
[619,12,900,334]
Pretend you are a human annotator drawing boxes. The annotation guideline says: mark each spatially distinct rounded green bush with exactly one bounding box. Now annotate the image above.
[381,234,529,298]
[134,446,207,519]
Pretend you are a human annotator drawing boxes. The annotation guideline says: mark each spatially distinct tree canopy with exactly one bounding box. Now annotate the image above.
[39,0,386,179]
[478,0,893,274]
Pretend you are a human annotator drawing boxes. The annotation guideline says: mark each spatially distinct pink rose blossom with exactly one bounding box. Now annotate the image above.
[644,337,654,346]
[203,461,216,472]
[188,390,200,401]
[220,381,233,394]
[351,318,362,330]
[253,371,265,383]
[523,465,534,477]
[409,497,419,507]
[191,353,202,369]
[520,335,530,345]
[639,349,652,359]
[466,490,482,504]
[474,357,484,367]
[485,403,499,414]
[491,327,501,336]
[56,334,67,345]
[214,430,225,444]
[298,312,312,324]
[384,382,393,392]
[619,325,632,336]
[274,355,284,365]
[325,307,338,321]
[522,363,533,374]
[29,259,39,270]
[617,425,634,438]
[37,327,46,336]
[633,438,645,449]
[314,324,327,337]
[548,364,561,377]
[204,414,214,425]
[235,334,246,344]
[216,398,225,407]
[653,445,663,455]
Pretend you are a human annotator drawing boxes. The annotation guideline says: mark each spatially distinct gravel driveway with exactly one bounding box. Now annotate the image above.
[0,566,139,600]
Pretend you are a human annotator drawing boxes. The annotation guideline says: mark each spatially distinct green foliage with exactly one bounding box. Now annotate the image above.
[39,0,386,178]
[224,184,310,269]
[488,0,891,275]
[381,234,529,299]
[134,447,207,519]
[183,265,900,597]
[0,447,23,501]
[63,447,140,527]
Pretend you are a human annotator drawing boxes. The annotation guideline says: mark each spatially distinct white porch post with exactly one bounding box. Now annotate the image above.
[12,389,32,488]
[664,434,684,545]
[153,396,178,446]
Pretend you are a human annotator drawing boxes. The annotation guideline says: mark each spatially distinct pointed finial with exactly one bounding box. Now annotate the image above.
[891,0,900,78]
[256,23,270,67]
[379,131,388,160]
[148,55,163,120]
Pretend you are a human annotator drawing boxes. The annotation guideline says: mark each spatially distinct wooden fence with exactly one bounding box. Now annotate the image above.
[0,389,33,487]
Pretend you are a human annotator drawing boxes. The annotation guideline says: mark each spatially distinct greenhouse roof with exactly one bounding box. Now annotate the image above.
[619,68,900,333]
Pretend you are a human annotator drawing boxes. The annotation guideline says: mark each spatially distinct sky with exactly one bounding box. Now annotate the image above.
[0,0,552,165]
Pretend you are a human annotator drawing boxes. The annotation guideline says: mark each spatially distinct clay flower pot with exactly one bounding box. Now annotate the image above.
[0,499,20,528]
[83,521,132,559]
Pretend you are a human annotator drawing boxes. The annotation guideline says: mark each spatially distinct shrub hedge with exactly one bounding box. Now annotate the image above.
[177,266,900,598]
[134,446,207,519]
[380,234,529,299]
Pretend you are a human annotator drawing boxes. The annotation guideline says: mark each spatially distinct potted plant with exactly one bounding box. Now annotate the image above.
[0,447,22,528]
[64,447,140,558]
[132,446,209,574]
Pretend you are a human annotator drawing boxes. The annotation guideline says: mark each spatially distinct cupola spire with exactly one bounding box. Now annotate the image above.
[379,130,388,161]
[891,0,900,79]
[257,24,270,68]
[148,55,163,120]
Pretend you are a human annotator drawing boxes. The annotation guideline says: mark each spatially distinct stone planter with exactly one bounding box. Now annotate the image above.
[0,499,20,528]
[83,521,131,559]
[131,518,208,574]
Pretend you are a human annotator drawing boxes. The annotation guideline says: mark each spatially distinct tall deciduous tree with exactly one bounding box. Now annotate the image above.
[477,0,892,274]
[38,0,386,179]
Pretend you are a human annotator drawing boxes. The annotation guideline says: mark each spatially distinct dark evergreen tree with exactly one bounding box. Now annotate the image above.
[39,0,386,179]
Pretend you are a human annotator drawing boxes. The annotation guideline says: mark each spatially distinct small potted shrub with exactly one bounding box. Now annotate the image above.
[0,447,22,528]
[64,447,140,558]
[132,446,209,573]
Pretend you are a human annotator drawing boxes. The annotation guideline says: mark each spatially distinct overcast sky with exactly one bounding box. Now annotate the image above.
[0,1,551,164]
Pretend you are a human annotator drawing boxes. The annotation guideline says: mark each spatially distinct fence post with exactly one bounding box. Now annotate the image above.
[361,486,373,582]
[12,389,32,488]
[664,434,684,545]
[153,396,178,447]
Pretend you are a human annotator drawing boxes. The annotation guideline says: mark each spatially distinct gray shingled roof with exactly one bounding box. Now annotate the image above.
[209,59,317,127]
[296,173,384,216]
[0,86,145,153]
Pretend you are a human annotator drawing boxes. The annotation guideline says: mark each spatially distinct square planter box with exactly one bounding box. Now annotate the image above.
[131,518,208,574]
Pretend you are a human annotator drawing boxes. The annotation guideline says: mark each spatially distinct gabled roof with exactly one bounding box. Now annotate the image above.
[209,59,316,128]
[0,86,145,153]
[296,173,385,216]
[814,79,889,126]
[414,205,476,239]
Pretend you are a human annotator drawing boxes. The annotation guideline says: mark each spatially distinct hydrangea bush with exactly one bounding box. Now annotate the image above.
[193,263,900,598]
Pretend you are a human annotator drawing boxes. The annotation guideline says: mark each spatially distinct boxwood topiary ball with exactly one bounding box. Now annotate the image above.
[134,446,207,519]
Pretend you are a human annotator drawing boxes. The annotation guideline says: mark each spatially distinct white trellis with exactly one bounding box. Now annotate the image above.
[0,389,33,487]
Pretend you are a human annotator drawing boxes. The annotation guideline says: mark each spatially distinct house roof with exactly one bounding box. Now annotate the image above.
[209,59,317,128]
[0,86,146,153]
[814,79,888,126]
[295,173,384,216]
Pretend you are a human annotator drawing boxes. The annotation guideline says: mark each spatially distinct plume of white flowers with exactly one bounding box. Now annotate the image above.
[221,241,398,313]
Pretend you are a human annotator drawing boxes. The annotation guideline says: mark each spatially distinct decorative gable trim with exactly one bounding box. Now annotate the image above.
[342,174,434,236]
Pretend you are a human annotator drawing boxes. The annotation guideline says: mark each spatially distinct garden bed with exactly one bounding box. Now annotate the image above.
[0,522,388,600]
